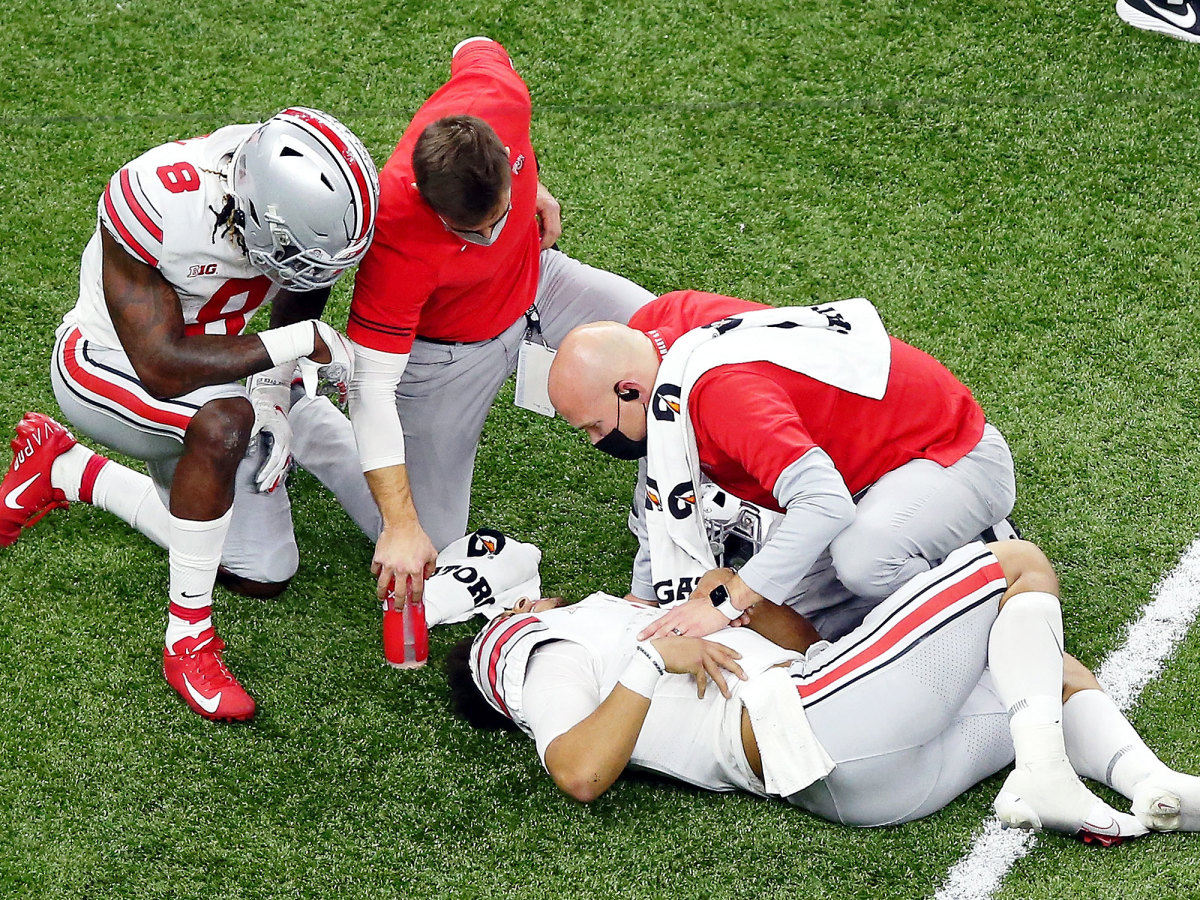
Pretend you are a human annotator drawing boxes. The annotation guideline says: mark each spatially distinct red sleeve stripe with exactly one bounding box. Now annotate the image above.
[102,183,159,267]
[119,169,163,243]
[278,108,374,241]
[480,616,542,717]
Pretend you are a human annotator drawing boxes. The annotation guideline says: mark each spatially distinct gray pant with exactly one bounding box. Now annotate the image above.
[829,423,1017,600]
[400,249,654,549]
[787,547,1015,826]
[52,324,379,583]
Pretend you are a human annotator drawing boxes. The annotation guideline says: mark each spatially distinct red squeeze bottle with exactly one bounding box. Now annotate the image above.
[382,579,429,669]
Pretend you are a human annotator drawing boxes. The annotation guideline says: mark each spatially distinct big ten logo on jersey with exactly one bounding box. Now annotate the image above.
[653,576,700,605]
[187,263,218,278]
[430,564,495,609]
[511,153,525,176]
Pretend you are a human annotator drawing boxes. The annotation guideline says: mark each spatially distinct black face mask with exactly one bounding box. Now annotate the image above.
[591,389,647,460]
[593,428,647,460]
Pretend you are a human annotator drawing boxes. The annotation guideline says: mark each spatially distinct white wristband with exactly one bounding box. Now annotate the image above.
[618,642,666,699]
[258,321,316,367]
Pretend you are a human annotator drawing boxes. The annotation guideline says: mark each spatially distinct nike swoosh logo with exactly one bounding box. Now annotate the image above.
[182,673,222,714]
[1148,1,1198,28]
[1081,814,1122,836]
[4,474,41,510]
[180,591,207,600]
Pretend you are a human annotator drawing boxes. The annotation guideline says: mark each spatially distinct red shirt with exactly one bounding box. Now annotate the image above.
[629,291,987,511]
[348,40,541,352]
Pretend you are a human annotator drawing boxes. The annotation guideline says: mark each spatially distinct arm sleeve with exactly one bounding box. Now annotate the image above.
[522,642,604,766]
[347,340,410,472]
[737,449,856,603]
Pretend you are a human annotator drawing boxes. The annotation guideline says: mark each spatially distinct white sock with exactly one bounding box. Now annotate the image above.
[51,445,170,548]
[164,509,233,654]
[1063,688,1169,798]
[987,590,1068,766]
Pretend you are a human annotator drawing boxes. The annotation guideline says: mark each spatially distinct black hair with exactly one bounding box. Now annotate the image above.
[445,636,519,732]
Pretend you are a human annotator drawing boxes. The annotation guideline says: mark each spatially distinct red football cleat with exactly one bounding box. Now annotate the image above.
[0,412,77,546]
[163,634,256,722]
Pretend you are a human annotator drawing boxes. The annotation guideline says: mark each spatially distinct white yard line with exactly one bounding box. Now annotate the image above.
[933,536,1200,900]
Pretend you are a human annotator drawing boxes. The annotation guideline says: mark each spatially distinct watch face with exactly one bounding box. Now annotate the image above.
[709,584,729,607]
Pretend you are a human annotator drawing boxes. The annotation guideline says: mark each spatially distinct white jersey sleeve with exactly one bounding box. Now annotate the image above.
[100,163,165,267]
[68,124,280,350]
[523,641,605,766]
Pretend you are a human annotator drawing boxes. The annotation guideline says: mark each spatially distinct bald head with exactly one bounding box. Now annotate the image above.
[549,321,660,446]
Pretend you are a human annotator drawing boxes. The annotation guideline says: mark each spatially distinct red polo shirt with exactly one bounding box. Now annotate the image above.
[348,39,541,352]
[629,291,987,511]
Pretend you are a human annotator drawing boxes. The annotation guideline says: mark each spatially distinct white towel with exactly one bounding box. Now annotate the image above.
[644,299,892,605]
[424,529,542,626]
[739,667,835,796]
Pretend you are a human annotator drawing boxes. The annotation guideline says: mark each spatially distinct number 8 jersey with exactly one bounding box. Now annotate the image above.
[66,123,280,350]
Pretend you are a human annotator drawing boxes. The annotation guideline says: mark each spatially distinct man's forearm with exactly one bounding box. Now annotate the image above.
[364,465,422,530]
[738,449,855,603]
[544,685,650,803]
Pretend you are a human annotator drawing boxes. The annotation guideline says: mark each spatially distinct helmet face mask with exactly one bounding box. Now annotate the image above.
[228,107,379,291]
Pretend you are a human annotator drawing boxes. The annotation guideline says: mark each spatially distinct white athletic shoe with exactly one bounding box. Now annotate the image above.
[994,762,1149,846]
[1132,771,1200,832]
[1117,0,1200,43]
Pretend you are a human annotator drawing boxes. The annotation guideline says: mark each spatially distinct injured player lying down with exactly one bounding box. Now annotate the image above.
[446,539,1200,843]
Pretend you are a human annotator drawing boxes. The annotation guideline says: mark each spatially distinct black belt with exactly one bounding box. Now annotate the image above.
[415,304,543,347]
[414,334,478,346]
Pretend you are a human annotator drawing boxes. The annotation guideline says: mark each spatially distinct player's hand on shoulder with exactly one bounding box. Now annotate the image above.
[650,636,745,699]
[371,519,438,602]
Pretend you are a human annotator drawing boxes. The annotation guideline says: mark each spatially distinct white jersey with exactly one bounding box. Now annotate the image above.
[518,593,799,795]
[68,124,281,349]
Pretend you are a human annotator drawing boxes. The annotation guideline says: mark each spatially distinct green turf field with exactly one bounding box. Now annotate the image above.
[3,1,1200,897]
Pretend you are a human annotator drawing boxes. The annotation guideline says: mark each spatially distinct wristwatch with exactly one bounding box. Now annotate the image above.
[709,584,741,620]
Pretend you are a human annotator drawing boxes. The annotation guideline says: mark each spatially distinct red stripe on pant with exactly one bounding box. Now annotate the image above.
[797,561,1004,699]
[61,328,193,434]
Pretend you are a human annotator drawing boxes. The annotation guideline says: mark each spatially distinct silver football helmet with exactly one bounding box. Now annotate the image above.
[229,107,380,291]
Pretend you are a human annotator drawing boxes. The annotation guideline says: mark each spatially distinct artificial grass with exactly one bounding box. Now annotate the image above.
[3,1,1200,898]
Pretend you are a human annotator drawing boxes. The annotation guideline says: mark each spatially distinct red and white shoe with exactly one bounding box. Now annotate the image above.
[995,761,1148,847]
[163,633,256,722]
[0,412,77,546]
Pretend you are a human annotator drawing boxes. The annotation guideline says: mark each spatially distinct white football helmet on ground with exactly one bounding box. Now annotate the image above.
[229,107,380,291]
[701,481,781,569]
